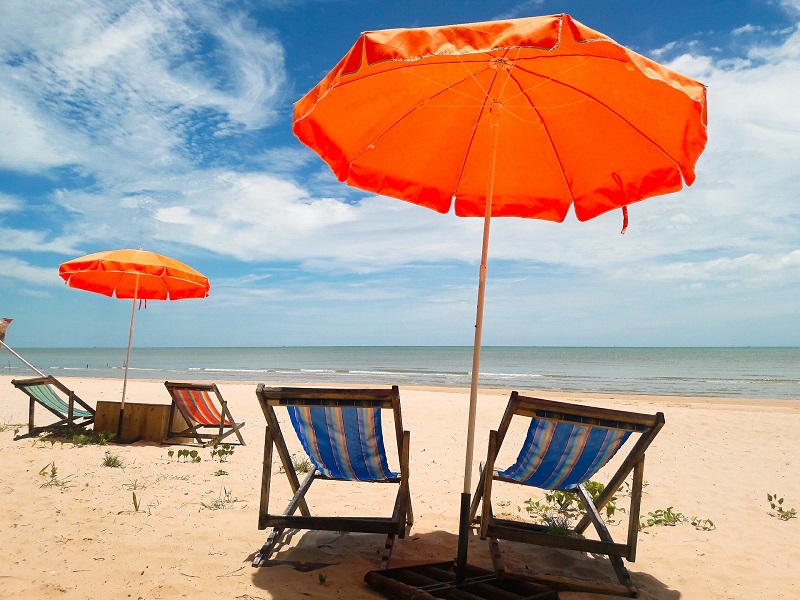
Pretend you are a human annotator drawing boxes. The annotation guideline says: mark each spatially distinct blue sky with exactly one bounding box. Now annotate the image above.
[1,0,799,348]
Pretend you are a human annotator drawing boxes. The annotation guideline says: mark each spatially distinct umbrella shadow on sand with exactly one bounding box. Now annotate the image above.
[248,528,680,599]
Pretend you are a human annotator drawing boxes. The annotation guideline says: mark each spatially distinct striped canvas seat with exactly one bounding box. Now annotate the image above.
[12,376,95,439]
[498,419,631,491]
[470,392,665,597]
[255,385,413,570]
[287,405,397,481]
[164,382,245,446]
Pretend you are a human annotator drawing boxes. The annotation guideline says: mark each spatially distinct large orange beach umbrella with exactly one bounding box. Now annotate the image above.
[59,249,210,435]
[292,13,707,571]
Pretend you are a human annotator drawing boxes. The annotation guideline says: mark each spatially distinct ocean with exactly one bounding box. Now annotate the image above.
[3,346,799,400]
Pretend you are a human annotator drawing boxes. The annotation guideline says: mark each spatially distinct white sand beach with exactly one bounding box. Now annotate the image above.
[1,375,799,599]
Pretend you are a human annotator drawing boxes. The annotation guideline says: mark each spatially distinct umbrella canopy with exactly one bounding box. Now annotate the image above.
[59,249,210,437]
[59,248,210,300]
[293,13,706,221]
[291,13,707,575]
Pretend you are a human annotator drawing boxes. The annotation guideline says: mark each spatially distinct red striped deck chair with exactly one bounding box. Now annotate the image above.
[164,381,245,446]
[11,376,95,439]
[254,385,413,570]
[469,392,665,597]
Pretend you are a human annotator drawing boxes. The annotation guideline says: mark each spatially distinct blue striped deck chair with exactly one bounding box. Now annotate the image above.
[164,381,246,446]
[469,392,665,597]
[11,376,95,439]
[254,385,413,569]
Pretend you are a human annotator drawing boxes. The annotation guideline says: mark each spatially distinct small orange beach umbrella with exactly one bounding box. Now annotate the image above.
[292,13,708,574]
[59,249,210,435]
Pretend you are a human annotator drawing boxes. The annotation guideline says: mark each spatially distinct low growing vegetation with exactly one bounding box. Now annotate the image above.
[767,493,797,520]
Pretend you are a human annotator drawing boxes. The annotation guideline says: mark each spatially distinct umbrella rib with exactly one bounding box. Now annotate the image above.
[506,70,575,206]
[349,66,494,164]
[451,66,505,200]
[511,59,689,169]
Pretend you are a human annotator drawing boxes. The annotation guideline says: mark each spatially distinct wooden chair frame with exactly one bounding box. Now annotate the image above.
[11,375,96,439]
[164,381,246,446]
[254,385,413,569]
[469,392,665,597]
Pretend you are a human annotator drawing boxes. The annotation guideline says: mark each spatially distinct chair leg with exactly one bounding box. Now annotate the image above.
[380,534,396,570]
[253,528,285,566]
[608,554,635,593]
[489,537,506,575]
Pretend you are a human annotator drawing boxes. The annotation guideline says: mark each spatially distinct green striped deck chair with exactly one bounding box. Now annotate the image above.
[11,376,95,439]
[254,385,413,570]
[164,381,245,446]
[470,392,665,598]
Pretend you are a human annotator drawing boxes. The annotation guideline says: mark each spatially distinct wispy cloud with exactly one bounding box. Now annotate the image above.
[0,256,58,286]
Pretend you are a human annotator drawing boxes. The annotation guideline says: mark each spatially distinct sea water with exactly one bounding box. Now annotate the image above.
[2,346,798,400]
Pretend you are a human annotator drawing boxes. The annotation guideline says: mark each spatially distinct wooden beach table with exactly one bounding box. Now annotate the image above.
[94,400,188,443]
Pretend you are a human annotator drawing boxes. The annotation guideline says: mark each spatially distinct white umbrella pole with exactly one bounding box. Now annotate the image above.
[0,340,46,377]
[457,103,501,580]
[118,280,139,439]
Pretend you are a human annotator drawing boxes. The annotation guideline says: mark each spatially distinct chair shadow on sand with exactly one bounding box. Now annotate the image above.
[247,527,681,600]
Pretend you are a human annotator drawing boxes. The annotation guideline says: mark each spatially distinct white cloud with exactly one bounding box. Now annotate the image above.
[732,24,763,35]
[0,0,285,184]
[0,194,23,212]
[0,228,83,254]
[622,250,800,288]
[0,256,57,285]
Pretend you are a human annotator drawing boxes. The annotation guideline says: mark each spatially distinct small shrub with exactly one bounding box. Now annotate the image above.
[640,507,715,530]
[102,451,123,468]
[767,493,797,520]
[0,422,24,434]
[213,469,228,477]
[292,453,312,474]
[38,462,72,488]
[640,506,685,528]
[524,480,623,524]
[123,478,147,490]
[542,513,573,536]
[200,487,239,511]
[176,449,201,463]
[210,443,235,462]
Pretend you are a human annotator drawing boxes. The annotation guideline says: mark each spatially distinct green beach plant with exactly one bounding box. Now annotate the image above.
[0,422,24,434]
[292,453,312,474]
[102,451,123,468]
[210,442,235,462]
[200,486,239,511]
[38,462,72,488]
[640,507,715,530]
[123,478,148,491]
[767,493,797,520]
[176,449,201,463]
[524,480,624,524]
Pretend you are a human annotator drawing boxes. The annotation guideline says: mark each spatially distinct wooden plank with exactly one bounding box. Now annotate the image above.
[94,400,120,433]
[258,384,396,407]
[262,515,399,535]
[513,394,662,428]
[487,521,628,556]
[95,401,171,442]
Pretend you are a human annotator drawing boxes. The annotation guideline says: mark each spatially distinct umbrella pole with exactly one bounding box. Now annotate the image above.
[456,103,501,581]
[0,340,46,377]
[118,283,139,440]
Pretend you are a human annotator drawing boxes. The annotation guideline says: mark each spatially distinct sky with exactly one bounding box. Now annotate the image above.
[0,0,799,349]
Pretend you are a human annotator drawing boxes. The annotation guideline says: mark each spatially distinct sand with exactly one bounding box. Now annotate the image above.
[1,375,798,599]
